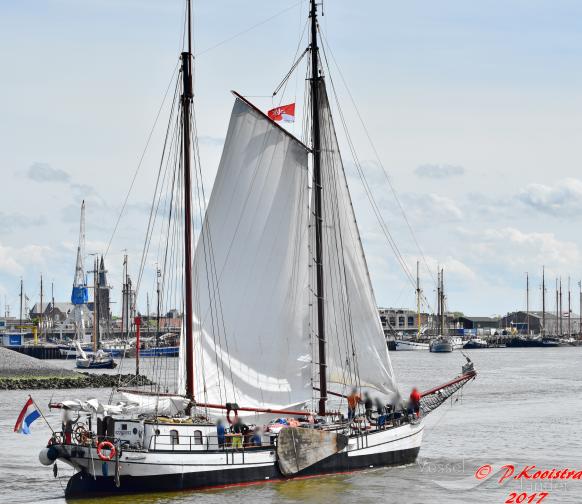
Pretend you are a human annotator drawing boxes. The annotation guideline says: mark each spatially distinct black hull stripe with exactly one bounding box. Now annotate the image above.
[65,446,421,498]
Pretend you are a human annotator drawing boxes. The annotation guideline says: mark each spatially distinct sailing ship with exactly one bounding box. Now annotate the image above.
[37,1,476,497]
[394,262,430,351]
[429,269,454,352]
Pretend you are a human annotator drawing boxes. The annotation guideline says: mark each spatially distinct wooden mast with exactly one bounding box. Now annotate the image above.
[182,0,195,401]
[310,0,326,417]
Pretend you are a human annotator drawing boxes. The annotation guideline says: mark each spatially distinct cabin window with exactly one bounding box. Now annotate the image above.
[389,317,396,326]
[170,429,179,445]
[407,316,414,326]
[398,317,405,327]
[121,424,128,431]
[193,430,203,445]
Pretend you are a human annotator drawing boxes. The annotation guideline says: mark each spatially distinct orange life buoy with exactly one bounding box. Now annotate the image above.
[97,441,116,461]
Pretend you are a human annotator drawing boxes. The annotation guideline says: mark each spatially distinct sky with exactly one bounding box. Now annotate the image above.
[1,0,581,318]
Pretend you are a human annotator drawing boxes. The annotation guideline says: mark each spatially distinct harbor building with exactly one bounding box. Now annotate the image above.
[378,308,430,336]
[452,316,501,336]
[500,311,581,336]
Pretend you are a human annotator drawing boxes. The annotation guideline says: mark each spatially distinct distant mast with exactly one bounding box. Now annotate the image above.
[541,267,545,337]
[525,272,529,335]
[567,277,571,338]
[416,261,421,341]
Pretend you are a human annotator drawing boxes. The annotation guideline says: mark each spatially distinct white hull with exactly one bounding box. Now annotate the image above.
[393,340,430,351]
[53,422,424,497]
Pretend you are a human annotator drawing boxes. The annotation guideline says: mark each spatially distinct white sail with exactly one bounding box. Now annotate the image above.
[313,82,397,397]
[181,95,312,411]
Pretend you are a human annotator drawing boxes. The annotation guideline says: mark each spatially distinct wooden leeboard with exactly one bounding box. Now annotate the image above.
[276,427,349,476]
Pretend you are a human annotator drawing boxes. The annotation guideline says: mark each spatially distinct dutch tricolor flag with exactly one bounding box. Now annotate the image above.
[14,397,41,435]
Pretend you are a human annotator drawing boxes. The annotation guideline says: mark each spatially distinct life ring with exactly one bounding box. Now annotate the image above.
[97,441,116,461]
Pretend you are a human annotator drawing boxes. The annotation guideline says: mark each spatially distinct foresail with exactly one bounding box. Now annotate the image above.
[180,95,312,411]
[313,81,397,397]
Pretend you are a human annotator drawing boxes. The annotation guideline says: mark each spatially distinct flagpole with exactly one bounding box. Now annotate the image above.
[29,394,55,434]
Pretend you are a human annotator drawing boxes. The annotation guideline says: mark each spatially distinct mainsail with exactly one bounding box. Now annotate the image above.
[180,85,397,411]
[180,95,312,410]
[312,82,397,397]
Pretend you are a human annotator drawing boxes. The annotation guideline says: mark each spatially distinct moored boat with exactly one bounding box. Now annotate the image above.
[430,337,454,353]
[463,337,488,349]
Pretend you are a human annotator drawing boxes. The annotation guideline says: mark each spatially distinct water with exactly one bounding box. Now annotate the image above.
[1,348,581,504]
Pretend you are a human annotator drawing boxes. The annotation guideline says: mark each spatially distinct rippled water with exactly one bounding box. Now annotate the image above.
[1,348,581,504]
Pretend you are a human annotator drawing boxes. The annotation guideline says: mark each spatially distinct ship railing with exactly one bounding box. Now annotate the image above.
[149,433,272,453]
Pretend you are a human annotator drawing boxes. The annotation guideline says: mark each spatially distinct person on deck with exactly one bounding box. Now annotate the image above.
[409,387,421,418]
[364,392,374,419]
[216,419,225,449]
[232,418,247,449]
[250,427,262,447]
[347,388,361,422]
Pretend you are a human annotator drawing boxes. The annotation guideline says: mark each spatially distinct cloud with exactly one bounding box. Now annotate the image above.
[462,227,580,270]
[413,254,477,283]
[415,164,465,179]
[26,162,71,183]
[0,243,54,276]
[0,212,45,233]
[518,178,582,216]
[403,193,463,223]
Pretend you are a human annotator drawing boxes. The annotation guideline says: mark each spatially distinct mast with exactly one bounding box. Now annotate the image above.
[310,0,326,416]
[555,279,559,337]
[440,268,445,336]
[156,267,161,347]
[541,267,545,337]
[182,0,195,400]
[416,260,421,341]
[92,256,100,352]
[51,280,55,330]
[40,274,43,341]
[525,272,529,335]
[146,293,150,337]
[568,277,571,338]
[19,278,23,332]
[559,278,563,336]
[121,254,127,340]
[436,270,441,335]
[579,280,581,341]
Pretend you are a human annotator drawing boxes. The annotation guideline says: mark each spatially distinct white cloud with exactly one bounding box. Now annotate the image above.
[403,193,463,223]
[0,212,45,232]
[463,227,580,270]
[518,178,582,217]
[415,164,465,179]
[26,162,71,183]
[0,243,54,276]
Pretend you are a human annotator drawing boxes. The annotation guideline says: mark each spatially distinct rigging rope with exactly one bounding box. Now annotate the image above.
[318,27,438,292]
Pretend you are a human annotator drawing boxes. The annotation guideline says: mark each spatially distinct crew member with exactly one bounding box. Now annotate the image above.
[216,419,225,449]
[409,387,421,418]
[347,388,361,422]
